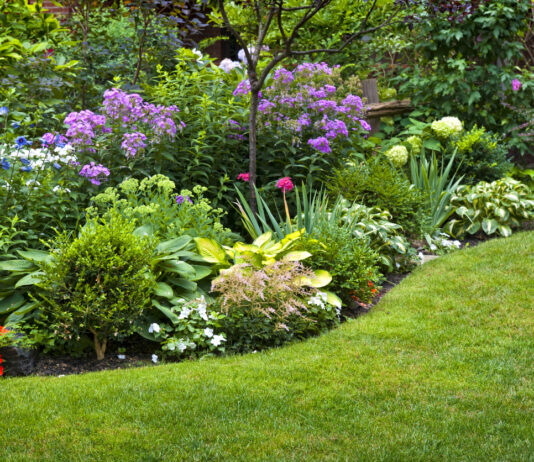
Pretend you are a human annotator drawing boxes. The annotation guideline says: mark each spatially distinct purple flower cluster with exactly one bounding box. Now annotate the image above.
[233,62,370,154]
[63,88,184,160]
[121,132,147,158]
[79,162,110,185]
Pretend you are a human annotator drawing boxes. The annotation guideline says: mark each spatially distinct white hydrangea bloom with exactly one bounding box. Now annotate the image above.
[431,116,463,139]
[406,135,422,155]
[385,145,409,167]
[219,58,241,73]
[148,323,161,334]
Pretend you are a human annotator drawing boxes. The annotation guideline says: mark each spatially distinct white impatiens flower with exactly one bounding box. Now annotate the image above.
[178,307,192,319]
[204,328,214,338]
[385,145,409,167]
[196,296,208,321]
[211,334,226,347]
[117,354,126,360]
[219,58,241,73]
[151,354,158,364]
[431,116,463,139]
[309,291,328,309]
[148,323,161,334]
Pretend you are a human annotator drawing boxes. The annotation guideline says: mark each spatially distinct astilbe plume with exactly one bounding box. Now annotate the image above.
[211,261,318,329]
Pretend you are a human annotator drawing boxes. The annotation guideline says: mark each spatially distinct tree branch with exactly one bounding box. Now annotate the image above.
[217,0,254,67]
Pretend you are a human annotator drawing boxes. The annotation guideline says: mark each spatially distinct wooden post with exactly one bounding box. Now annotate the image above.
[362,78,380,134]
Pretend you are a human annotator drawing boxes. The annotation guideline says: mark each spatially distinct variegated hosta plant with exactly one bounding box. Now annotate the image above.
[195,230,341,308]
[445,178,534,238]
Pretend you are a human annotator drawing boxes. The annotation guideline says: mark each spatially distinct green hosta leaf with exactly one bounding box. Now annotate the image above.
[465,221,481,235]
[494,208,509,220]
[14,271,43,288]
[5,302,38,324]
[16,249,51,263]
[194,237,227,265]
[498,225,512,237]
[152,300,180,324]
[156,236,192,254]
[133,224,153,238]
[482,218,498,235]
[252,232,273,248]
[154,282,174,299]
[282,251,312,262]
[324,291,342,308]
[190,265,212,281]
[299,269,332,288]
[0,293,25,315]
[0,260,35,272]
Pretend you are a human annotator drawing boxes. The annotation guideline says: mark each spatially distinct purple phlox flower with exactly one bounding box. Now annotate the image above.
[176,194,193,205]
[121,132,147,158]
[359,119,372,131]
[258,99,276,113]
[79,162,110,186]
[512,79,522,92]
[64,110,106,146]
[321,118,348,139]
[307,137,331,154]
[273,68,294,84]
[341,94,363,112]
[233,79,251,97]
[324,85,336,94]
[40,132,56,146]
[308,99,338,112]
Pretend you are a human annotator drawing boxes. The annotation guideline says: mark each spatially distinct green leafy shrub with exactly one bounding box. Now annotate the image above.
[37,211,156,359]
[445,178,534,238]
[89,175,236,244]
[329,157,426,236]
[211,261,339,353]
[450,125,511,184]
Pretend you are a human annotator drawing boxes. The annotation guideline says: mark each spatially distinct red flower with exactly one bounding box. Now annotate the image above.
[0,325,8,335]
[237,172,250,182]
[368,281,374,287]
[276,176,294,192]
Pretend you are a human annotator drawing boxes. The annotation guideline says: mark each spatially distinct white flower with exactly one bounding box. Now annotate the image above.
[178,307,191,319]
[395,262,401,269]
[196,296,208,321]
[211,334,226,347]
[430,243,437,251]
[117,354,126,360]
[385,145,409,167]
[219,58,241,73]
[177,340,188,352]
[151,354,158,363]
[431,116,463,139]
[192,48,203,62]
[148,322,161,334]
[204,328,214,338]
[453,240,461,248]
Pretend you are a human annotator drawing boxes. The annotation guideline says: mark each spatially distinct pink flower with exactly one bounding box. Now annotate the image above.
[237,172,250,182]
[276,177,294,192]
[512,79,522,92]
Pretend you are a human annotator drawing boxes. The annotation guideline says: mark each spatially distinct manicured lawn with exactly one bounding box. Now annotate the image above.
[2,232,534,461]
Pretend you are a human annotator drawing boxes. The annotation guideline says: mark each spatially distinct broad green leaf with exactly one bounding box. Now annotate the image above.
[17,249,51,262]
[194,237,227,265]
[252,232,272,248]
[282,251,312,262]
[465,221,481,235]
[156,236,192,254]
[0,293,25,315]
[482,218,498,235]
[152,300,180,324]
[0,260,35,272]
[324,291,342,308]
[15,271,43,288]
[154,282,174,299]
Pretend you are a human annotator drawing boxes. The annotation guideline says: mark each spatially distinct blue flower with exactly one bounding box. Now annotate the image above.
[53,162,61,170]
[11,122,20,129]
[0,107,8,116]
[176,195,193,205]
[1,158,11,170]
[20,158,30,165]
[15,136,29,148]
[21,165,32,173]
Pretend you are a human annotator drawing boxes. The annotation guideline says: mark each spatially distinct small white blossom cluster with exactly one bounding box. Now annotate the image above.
[0,144,77,169]
[219,58,241,73]
[385,144,409,167]
[431,116,463,139]
[308,291,328,308]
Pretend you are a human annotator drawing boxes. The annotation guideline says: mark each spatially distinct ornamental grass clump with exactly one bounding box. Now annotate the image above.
[37,211,156,360]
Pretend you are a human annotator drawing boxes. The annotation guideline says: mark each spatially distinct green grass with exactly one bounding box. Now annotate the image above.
[2,232,534,461]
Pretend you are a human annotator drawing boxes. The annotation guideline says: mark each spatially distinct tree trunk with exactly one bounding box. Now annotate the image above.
[248,88,260,213]
[90,329,107,360]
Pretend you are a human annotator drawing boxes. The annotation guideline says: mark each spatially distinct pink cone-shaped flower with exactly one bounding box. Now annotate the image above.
[276,177,294,192]
[512,79,522,92]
